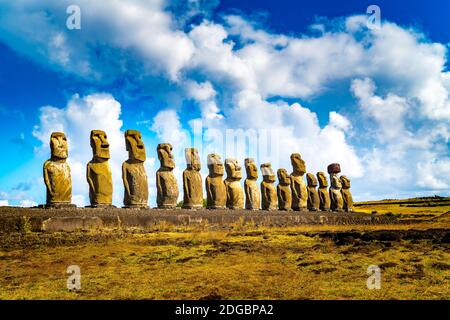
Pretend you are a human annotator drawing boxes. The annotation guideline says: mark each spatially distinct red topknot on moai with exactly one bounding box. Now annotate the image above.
[327,163,341,175]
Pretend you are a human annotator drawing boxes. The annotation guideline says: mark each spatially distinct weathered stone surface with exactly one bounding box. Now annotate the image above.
[328,163,344,212]
[87,130,113,206]
[43,132,73,207]
[277,168,291,210]
[340,175,354,212]
[260,163,277,210]
[205,154,226,209]
[122,130,148,208]
[156,143,179,208]
[244,158,260,210]
[306,173,320,211]
[316,172,331,211]
[225,158,244,209]
[42,216,103,232]
[0,207,399,234]
[290,153,307,211]
[182,148,203,209]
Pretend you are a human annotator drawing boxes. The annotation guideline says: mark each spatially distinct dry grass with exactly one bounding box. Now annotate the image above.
[0,220,449,300]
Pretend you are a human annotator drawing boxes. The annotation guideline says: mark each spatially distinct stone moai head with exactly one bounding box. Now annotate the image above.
[277,168,290,185]
[225,158,242,180]
[340,175,351,188]
[125,130,146,162]
[185,148,201,171]
[306,173,318,187]
[316,172,328,188]
[290,153,306,175]
[261,163,275,183]
[207,153,224,176]
[50,132,68,160]
[90,130,110,160]
[245,158,258,180]
[157,143,175,169]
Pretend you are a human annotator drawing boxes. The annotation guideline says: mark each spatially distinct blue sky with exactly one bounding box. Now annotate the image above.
[0,0,449,207]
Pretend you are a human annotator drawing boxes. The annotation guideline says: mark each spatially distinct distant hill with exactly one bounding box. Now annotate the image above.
[355,196,450,207]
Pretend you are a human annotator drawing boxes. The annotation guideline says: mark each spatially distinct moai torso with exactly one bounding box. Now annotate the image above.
[87,160,113,205]
[317,172,331,211]
[123,162,148,207]
[261,163,277,210]
[225,158,244,209]
[122,130,148,207]
[156,143,179,208]
[157,170,179,207]
[290,153,307,211]
[277,169,291,210]
[328,163,343,212]
[340,176,353,212]
[87,130,113,206]
[183,148,203,209]
[205,154,226,209]
[44,132,72,206]
[306,173,320,211]
[44,161,72,204]
[244,158,260,210]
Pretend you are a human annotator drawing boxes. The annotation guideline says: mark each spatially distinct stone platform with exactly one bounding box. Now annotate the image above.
[0,207,399,233]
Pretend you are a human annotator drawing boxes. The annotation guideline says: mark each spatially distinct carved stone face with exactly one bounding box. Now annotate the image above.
[290,153,306,175]
[157,143,175,169]
[207,153,224,176]
[90,130,110,160]
[316,172,328,188]
[331,175,342,188]
[50,132,68,159]
[306,173,318,187]
[277,168,290,185]
[261,163,275,183]
[185,148,201,171]
[340,175,351,188]
[125,130,146,162]
[225,158,242,180]
[245,158,258,179]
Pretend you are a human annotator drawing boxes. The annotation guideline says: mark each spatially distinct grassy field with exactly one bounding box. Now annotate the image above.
[0,222,449,300]
[0,197,449,300]
[354,196,450,219]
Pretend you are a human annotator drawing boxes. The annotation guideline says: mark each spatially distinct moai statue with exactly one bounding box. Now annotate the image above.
[224,158,244,209]
[244,158,260,210]
[182,148,203,209]
[87,130,113,207]
[156,143,179,208]
[290,153,308,211]
[316,172,331,211]
[43,132,74,208]
[306,173,320,211]
[277,168,291,210]
[340,175,354,212]
[122,130,148,208]
[205,153,226,209]
[260,163,277,210]
[328,163,344,212]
